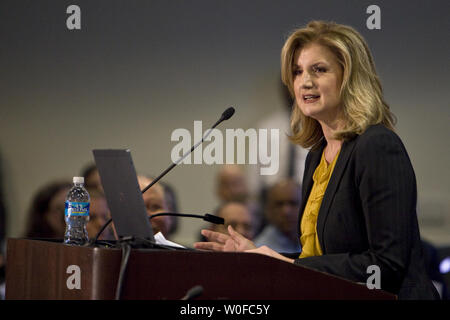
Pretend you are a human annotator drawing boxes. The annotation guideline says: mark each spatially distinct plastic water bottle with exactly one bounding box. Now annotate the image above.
[64,177,90,245]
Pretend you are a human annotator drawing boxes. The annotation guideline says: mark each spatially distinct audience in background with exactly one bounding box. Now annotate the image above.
[254,179,302,253]
[23,178,115,242]
[85,187,114,240]
[216,165,264,236]
[158,181,180,238]
[216,164,249,203]
[25,180,72,239]
[81,163,103,192]
[137,175,173,238]
[208,202,255,241]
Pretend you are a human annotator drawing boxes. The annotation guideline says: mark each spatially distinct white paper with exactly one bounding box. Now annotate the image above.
[154,232,186,249]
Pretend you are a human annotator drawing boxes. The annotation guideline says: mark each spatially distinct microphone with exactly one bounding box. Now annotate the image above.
[218,106,235,122]
[181,285,204,300]
[203,214,225,225]
[140,107,235,194]
[150,212,224,225]
[92,212,224,244]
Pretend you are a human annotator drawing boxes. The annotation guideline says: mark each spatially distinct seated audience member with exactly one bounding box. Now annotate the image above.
[159,181,180,238]
[137,175,173,238]
[25,180,72,239]
[254,179,302,253]
[81,163,103,192]
[210,202,255,241]
[86,187,114,240]
[216,164,249,203]
[216,165,264,235]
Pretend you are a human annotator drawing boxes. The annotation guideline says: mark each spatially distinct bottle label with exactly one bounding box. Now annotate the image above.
[65,201,90,217]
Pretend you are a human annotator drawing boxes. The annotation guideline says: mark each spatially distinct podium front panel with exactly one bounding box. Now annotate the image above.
[6,239,395,300]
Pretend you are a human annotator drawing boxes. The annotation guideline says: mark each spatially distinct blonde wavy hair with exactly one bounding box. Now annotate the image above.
[281,21,396,148]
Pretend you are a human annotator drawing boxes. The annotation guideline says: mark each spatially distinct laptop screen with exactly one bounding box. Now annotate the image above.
[92,149,154,241]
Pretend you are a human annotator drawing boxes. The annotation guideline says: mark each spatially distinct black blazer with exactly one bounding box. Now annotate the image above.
[292,124,439,300]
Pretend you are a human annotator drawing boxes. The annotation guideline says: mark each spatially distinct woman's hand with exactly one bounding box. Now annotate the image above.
[194,226,295,264]
[194,225,256,252]
[245,246,295,264]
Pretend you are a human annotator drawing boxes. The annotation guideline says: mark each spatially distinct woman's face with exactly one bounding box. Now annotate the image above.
[292,42,344,124]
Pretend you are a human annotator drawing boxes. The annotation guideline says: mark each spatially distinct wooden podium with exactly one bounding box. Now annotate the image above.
[5,238,395,300]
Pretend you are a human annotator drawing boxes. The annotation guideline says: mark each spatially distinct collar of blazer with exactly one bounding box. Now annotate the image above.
[297,134,358,253]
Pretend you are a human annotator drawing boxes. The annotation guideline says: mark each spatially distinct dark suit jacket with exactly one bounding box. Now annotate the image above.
[292,124,439,300]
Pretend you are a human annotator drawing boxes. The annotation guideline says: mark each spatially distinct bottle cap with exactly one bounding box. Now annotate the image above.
[73,177,84,184]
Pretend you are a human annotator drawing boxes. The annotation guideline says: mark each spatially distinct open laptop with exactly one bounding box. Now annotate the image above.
[92,149,154,241]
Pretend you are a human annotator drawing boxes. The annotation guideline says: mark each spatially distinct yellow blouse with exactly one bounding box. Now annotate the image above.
[299,149,340,258]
